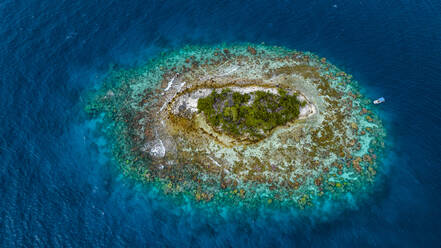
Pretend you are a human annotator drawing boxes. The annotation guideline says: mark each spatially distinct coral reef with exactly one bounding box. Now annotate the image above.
[85,44,386,210]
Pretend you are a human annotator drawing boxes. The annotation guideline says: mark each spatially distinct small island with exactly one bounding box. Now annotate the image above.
[86,44,386,210]
[196,88,305,141]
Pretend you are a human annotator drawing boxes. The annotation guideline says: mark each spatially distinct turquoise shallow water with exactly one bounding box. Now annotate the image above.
[1,0,441,247]
[85,43,387,212]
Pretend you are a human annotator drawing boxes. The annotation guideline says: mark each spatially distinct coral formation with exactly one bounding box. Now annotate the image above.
[85,44,386,210]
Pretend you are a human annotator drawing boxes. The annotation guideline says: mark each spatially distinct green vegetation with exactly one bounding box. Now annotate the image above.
[197,88,304,139]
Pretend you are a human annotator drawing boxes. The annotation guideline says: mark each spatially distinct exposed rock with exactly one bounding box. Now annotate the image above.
[145,139,165,158]
[349,139,356,146]
[351,122,358,130]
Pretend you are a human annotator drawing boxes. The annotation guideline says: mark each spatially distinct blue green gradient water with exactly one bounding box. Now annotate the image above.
[1,0,440,247]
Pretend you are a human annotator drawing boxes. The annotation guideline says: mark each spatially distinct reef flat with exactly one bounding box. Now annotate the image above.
[86,44,386,210]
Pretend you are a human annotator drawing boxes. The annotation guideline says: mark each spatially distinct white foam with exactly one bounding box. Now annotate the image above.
[164,75,176,91]
[149,139,165,158]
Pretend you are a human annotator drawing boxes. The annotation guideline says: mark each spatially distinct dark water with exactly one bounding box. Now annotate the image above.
[1,0,441,247]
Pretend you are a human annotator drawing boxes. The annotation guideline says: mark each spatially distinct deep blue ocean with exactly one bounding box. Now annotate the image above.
[1,0,441,247]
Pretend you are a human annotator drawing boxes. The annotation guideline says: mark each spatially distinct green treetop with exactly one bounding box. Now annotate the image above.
[197,88,304,140]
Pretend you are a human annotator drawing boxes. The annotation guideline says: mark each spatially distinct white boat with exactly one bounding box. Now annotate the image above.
[373,97,385,104]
